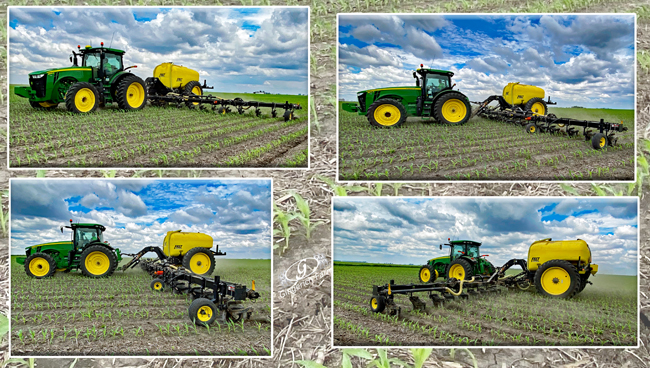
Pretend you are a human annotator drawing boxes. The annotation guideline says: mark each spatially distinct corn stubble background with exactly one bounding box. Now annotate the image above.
[0,0,649,367]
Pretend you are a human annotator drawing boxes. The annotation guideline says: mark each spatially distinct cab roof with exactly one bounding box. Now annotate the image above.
[81,46,125,55]
[416,68,454,77]
[449,240,482,246]
[70,223,106,231]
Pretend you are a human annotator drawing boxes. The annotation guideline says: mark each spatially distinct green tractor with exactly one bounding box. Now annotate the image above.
[16,221,121,279]
[341,64,471,128]
[418,239,495,283]
[14,42,147,113]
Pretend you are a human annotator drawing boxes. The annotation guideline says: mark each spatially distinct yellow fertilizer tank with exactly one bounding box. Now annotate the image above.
[502,82,547,115]
[163,230,216,275]
[153,62,200,90]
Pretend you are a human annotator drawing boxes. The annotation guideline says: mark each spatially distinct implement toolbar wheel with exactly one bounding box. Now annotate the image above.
[525,123,537,134]
[419,265,437,283]
[184,81,203,107]
[116,75,147,111]
[182,247,215,276]
[189,298,217,326]
[25,252,56,279]
[534,259,581,298]
[283,110,294,122]
[79,245,118,278]
[65,82,99,113]
[525,97,547,116]
[370,296,386,313]
[150,278,164,292]
[591,133,608,150]
[368,98,407,128]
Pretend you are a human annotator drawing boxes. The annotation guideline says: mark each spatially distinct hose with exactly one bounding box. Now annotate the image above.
[444,277,475,296]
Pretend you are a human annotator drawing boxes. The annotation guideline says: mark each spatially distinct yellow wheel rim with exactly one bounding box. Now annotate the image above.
[540,267,571,295]
[449,264,466,280]
[126,82,145,108]
[197,306,213,322]
[371,298,378,309]
[29,257,50,277]
[191,85,202,105]
[531,102,546,115]
[85,251,110,276]
[74,88,95,112]
[420,268,430,282]
[529,125,536,133]
[599,137,606,147]
[39,101,57,107]
[373,104,401,126]
[441,99,467,123]
[189,252,212,275]
[153,282,162,290]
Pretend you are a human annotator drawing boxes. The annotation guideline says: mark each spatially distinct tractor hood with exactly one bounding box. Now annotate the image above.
[26,241,72,251]
[360,86,419,94]
[428,255,450,263]
[29,67,91,76]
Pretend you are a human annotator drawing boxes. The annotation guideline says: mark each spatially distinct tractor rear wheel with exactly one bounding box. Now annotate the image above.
[150,278,165,292]
[25,252,56,279]
[65,82,99,113]
[534,259,581,298]
[189,298,217,326]
[184,81,203,107]
[369,295,386,313]
[368,98,407,128]
[182,247,215,276]
[79,245,118,278]
[447,258,473,280]
[525,97,547,116]
[433,92,471,125]
[116,75,148,111]
[29,100,58,110]
[418,265,437,283]
[591,133,608,150]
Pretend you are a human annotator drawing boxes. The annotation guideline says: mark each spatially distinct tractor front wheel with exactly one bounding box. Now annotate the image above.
[433,92,471,125]
[367,98,407,128]
[446,258,473,280]
[79,245,118,278]
[65,82,100,113]
[116,75,148,111]
[534,259,581,298]
[189,298,218,326]
[369,295,386,313]
[418,265,437,283]
[525,97,547,116]
[29,100,58,110]
[182,247,215,276]
[24,252,57,279]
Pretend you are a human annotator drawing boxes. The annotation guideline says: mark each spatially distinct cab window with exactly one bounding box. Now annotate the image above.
[75,228,101,248]
[451,244,465,259]
[103,53,122,77]
[425,75,450,98]
[466,246,479,258]
[83,53,101,68]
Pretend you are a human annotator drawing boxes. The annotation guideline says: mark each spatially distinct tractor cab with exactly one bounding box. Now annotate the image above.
[62,221,107,251]
[445,240,481,261]
[71,44,126,80]
[413,66,454,100]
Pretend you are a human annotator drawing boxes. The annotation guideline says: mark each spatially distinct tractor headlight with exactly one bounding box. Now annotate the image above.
[30,74,45,79]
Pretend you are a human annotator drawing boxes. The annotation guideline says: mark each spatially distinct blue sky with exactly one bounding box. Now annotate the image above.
[334,197,638,275]
[338,14,635,108]
[11,179,271,258]
[9,7,308,94]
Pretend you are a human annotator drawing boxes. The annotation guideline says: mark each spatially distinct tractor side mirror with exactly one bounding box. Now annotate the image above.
[60,226,63,233]
[439,244,442,250]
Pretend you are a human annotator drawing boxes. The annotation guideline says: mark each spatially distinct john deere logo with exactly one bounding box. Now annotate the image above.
[531,257,540,262]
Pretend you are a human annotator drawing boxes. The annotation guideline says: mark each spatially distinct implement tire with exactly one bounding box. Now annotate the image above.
[25,252,57,279]
[525,97,547,116]
[591,133,608,150]
[189,298,218,326]
[367,98,407,128]
[182,247,215,276]
[79,245,118,278]
[534,259,581,298]
[433,91,471,125]
[370,296,386,313]
[116,74,147,111]
[183,80,203,107]
[65,82,99,113]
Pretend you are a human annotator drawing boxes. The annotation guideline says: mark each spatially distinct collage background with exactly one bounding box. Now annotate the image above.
[0,0,649,367]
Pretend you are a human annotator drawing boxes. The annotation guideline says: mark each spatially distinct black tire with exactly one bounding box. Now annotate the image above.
[482,260,496,276]
[367,98,407,128]
[591,133,608,150]
[525,97,547,115]
[150,278,165,292]
[79,245,118,278]
[283,110,294,122]
[577,273,590,293]
[217,107,228,115]
[189,298,218,326]
[433,92,471,125]
[182,247,215,276]
[183,80,203,108]
[525,123,537,134]
[370,295,386,313]
[65,82,99,113]
[29,100,58,110]
[534,259,581,298]
[446,258,473,280]
[418,264,437,283]
[116,74,148,111]
[24,252,57,279]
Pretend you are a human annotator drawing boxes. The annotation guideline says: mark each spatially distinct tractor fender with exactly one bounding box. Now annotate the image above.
[109,71,139,100]
[82,241,116,252]
[375,94,404,104]
[431,89,469,104]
